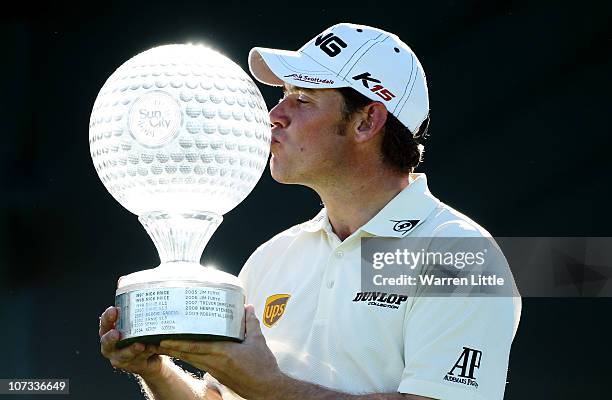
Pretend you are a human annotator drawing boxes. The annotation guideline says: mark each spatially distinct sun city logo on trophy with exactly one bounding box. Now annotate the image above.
[128,91,181,147]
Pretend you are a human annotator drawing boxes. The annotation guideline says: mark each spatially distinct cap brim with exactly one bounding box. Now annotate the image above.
[248,47,346,89]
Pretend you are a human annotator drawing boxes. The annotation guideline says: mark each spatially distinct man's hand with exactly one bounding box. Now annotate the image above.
[154,304,281,399]
[99,306,163,380]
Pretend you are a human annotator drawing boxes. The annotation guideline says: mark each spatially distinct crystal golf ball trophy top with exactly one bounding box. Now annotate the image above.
[89,44,271,347]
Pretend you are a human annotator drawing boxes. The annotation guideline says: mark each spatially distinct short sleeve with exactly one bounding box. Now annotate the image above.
[398,295,521,400]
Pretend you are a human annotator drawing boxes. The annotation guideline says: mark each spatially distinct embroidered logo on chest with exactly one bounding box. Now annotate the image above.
[263,294,291,327]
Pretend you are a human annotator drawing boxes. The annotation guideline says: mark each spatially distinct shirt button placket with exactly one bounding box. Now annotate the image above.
[315,248,343,320]
[327,249,344,289]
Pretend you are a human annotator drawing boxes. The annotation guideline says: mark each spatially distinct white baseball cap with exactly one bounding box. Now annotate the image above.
[249,23,429,133]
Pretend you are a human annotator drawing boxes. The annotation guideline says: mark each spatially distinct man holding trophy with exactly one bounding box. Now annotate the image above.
[97,23,520,400]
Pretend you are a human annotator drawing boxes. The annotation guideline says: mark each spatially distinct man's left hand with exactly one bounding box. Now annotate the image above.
[153,304,282,399]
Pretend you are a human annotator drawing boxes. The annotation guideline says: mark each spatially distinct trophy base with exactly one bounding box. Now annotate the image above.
[115,263,246,344]
[116,333,242,349]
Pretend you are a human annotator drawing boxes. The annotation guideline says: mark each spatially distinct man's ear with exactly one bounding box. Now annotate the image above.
[353,103,388,143]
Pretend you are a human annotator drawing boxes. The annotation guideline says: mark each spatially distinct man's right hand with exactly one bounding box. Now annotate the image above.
[99,306,163,379]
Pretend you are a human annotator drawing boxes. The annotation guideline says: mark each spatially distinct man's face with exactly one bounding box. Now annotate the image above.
[268,84,351,186]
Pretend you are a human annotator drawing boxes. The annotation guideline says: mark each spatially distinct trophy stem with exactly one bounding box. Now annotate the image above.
[139,211,223,265]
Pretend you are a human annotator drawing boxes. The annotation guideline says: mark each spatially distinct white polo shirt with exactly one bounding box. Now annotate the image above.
[208,173,521,400]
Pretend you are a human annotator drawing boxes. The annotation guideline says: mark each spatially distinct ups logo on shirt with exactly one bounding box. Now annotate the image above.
[263,294,291,327]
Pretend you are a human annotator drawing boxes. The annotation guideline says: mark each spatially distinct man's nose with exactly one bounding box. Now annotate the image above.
[269,99,289,129]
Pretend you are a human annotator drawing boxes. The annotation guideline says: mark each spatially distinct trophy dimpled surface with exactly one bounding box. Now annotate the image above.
[89,44,271,217]
[89,45,270,344]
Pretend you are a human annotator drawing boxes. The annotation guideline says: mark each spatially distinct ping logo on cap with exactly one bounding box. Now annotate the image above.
[315,33,347,57]
[263,293,291,327]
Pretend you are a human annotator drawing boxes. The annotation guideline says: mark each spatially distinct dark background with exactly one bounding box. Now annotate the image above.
[1,0,610,398]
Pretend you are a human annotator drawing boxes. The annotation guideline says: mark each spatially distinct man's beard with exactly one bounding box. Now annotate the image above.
[334,119,350,137]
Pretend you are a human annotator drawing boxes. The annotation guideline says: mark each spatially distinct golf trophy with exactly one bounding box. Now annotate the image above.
[89,44,271,348]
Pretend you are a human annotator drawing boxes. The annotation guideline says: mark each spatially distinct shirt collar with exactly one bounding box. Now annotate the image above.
[301,173,439,238]
[360,173,439,237]
[301,208,332,233]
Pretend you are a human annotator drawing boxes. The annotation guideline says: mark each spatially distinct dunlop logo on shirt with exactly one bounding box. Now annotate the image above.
[263,294,291,327]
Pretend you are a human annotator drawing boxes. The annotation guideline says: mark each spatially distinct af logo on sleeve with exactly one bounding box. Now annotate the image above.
[443,346,482,388]
[263,294,291,327]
